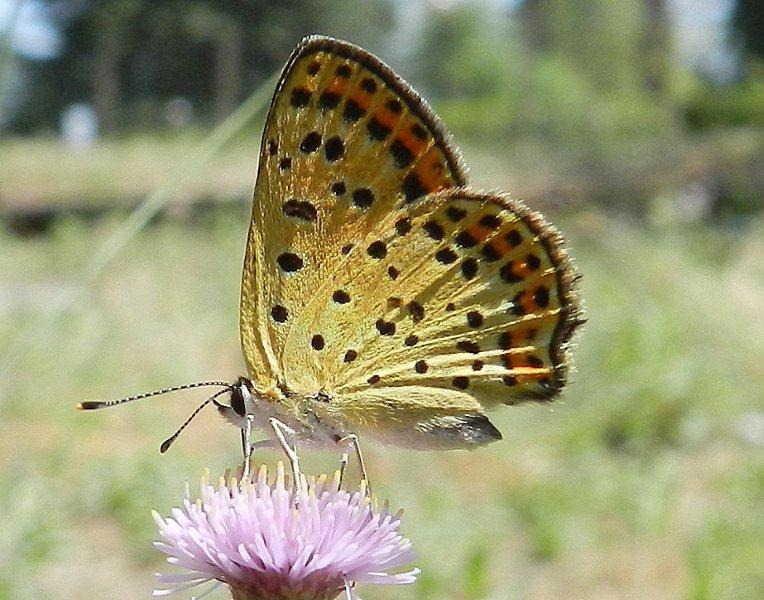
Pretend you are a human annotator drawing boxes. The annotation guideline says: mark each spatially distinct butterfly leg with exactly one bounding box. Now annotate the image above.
[338,451,350,487]
[241,420,276,483]
[337,434,371,496]
[241,415,254,481]
[268,417,303,505]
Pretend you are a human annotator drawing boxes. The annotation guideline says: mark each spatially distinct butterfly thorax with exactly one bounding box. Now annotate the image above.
[243,379,350,448]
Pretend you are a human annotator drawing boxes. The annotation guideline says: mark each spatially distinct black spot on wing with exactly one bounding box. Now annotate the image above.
[282,200,317,223]
[506,229,522,247]
[271,305,288,323]
[526,254,542,271]
[500,262,522,283]
[457,340,480,354]
[367,241,387,259]
[410,123,428,140]
[390,139,414,168]
[402,173,427,203]
[324,136,344,161]
[461,258,478,279]
[534,286,550,308]
[319,91,341,110]
[404,334,418,346]
[395,218,412,236]
[479,214,502,229]
[386,99,403,114]
[300,132,322,153]
[435,248,458,264]
[352,188,375,208]
[452,376,469,390]
[456,231,477,248]
[424,220,445,240]
[277,252,303,272]
[290,87,311,108]
[446,206,467,222]
[367,117,391,141]
[343,99,365,122]
[482,244,501,262]
[360,78,377,93]
[376,319,396,336]
[333,290,351,304]
[331,181,346,196]
[311,335,325,350]
[407,301,425,322]
[467,311,484,328]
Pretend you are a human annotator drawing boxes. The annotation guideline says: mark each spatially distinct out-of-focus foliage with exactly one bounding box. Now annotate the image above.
[732,0,764,61]
[685,68,764,129]
[10,0,396,132]
[415,1,673,157]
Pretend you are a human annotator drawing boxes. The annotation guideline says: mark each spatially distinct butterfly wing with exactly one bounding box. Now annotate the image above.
[308,189,582,448]
[241,36,583,449]
[240,35,468,394]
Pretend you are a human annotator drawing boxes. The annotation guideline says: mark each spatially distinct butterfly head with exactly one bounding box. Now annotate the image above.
[217,376,258,428]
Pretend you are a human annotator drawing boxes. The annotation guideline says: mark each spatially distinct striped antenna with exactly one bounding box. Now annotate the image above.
[159,388,230,453]
[77,381,231,411]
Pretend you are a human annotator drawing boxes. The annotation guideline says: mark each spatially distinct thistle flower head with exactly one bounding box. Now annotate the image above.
[153,463,419,600]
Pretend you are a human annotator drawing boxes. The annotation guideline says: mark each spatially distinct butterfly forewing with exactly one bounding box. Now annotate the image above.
[241,36,468,393]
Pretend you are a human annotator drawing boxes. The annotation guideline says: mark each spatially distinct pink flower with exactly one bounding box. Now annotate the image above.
[153,463,419,600]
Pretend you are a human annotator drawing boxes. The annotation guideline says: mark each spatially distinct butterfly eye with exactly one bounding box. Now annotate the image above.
[230,386,246,417]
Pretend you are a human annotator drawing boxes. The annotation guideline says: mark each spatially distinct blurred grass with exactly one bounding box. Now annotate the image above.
[0,132,261,209]
[0,198,762,599]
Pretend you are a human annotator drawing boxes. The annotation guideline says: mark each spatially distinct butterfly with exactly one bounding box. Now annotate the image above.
[80,36,583,483]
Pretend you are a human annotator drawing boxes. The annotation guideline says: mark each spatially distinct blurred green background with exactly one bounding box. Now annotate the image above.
[1,1,762,599]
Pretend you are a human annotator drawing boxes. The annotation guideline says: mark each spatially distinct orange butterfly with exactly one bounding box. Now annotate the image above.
[80,36,583,485]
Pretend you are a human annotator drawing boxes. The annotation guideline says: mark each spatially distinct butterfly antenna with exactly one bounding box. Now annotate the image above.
[77,381,231,411]
[159,389,230,454]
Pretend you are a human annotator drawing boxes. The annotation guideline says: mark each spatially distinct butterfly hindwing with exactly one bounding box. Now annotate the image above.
[325,189,580,398]
[241,35,468,393]
[296,188,580,448]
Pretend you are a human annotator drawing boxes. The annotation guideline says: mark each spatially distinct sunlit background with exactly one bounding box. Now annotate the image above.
[1,1,762,599]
